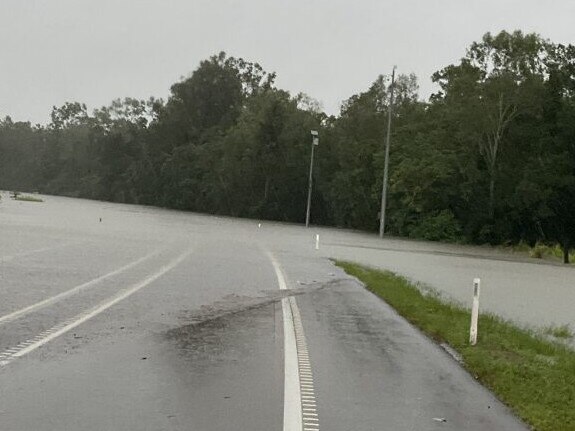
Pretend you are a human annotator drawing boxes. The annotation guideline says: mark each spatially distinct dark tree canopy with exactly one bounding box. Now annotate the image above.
[2,37,575,258]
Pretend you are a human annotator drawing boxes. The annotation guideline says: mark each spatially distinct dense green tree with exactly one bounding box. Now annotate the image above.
[521,44,575,262]
[430,31,552,242]
[0,117,44,190]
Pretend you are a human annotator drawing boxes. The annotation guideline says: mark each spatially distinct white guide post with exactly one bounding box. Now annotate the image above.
[469,278,481,346]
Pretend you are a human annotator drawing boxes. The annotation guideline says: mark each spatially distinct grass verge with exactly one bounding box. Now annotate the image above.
[503,240,574,264]
[336,260,575,431]
[14,194,43,202]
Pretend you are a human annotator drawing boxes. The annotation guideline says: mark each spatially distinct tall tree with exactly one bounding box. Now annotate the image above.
[432,31,550,239]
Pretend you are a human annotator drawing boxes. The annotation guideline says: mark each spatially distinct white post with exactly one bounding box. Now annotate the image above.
[315,234,319,250]
[469,278,481,345]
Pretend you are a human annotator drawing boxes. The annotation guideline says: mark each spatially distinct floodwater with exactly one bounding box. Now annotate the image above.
[0,191,544,429]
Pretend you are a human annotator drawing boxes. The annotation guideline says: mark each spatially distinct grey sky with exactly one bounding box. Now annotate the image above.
[1,0,574,125]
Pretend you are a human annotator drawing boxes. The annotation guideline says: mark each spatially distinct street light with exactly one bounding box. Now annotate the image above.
[305,130,319,227]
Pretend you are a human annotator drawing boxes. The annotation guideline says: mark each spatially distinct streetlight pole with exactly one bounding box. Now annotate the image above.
[306,130,319,227]
[379,67,396,238]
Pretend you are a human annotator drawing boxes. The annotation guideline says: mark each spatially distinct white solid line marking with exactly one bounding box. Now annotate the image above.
[266,249,320,431]
[268,251,289,292]
[0,249,192,366]
[267,251,302,431]
[0,248,163,326]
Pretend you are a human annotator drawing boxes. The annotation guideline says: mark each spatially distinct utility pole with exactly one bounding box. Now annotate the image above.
[305,130,319,227]
[379,66,396,238]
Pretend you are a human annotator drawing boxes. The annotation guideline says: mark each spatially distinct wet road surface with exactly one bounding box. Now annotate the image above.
[0,193,535,429]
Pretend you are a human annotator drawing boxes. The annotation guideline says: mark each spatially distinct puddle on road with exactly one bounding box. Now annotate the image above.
[163,302,275,371]
[161,280,346,371]
[176,279,346,326]
[158,292,290,430]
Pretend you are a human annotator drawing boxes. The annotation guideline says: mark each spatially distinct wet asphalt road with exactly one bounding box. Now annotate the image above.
[0,193,537,430]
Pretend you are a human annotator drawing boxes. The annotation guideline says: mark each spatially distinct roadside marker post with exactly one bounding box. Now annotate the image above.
[315,234,319,250]
[469,278,481,345]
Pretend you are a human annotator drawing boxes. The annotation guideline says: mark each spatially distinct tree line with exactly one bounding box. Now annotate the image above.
[1,31,575,259]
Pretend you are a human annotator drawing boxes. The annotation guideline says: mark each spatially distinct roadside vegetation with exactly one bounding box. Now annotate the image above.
[1,31,575,259]
[336,261,575,431]
[503,241,575,264]
[13,194,43,202]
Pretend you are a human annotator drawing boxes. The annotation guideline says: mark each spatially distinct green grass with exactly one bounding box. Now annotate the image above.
[14,194,43,202]
[336,261,575,431]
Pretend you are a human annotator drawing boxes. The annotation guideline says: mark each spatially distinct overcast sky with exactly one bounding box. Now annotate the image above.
[1,0,575,124]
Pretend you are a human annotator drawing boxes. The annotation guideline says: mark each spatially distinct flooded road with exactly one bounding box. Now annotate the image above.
[0,193,538,429]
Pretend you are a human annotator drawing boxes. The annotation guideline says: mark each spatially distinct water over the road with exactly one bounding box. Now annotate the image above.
[2,190,573,335]
[0,192,536,430]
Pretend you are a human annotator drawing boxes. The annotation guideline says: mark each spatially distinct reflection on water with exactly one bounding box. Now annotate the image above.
[163,302,278,375]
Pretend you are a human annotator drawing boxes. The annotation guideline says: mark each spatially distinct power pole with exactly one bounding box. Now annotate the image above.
[379,67,396,238]
[305,130,319,227]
